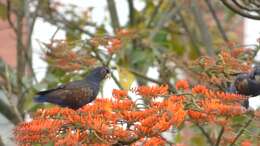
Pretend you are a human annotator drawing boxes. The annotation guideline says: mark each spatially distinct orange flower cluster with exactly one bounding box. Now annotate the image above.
[175,80,189,90]
[187,84,246,125]
[45,40,96,71]
[143,137,166,146]
[90,29,134,55]
[132,85,168,98]
[14,83,247,145]
[191,49,253,88]
[107,38,122,54]
[241,139,252,146]
[219,50,251,72]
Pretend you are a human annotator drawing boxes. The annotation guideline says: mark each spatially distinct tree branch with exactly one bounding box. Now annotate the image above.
[190,0,214,56]
[129,68,176,93]
[0,99,22,125]
[196,123,214,146]
[127,0,135,26]
[149,0,179,42]
[204,0,229,43]
[6,0,17,33]
[106,0,120,32]
[0,136,4,146]
[215,126,224,146]
[90,47,123,90]
[147,0,163,28]
[229,114,255,146]
[178,12,201,55]
[220,0,260,20]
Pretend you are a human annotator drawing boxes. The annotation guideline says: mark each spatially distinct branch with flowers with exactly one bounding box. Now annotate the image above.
[13,35,260,145]
[14,79,258,145]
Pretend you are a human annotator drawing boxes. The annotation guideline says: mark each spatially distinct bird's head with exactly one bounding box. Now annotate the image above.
[249,66,260,82]
[86,66,110,82]
[234,73,249,94]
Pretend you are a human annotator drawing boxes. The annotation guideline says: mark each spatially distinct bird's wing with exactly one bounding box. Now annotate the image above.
[38,80,96,108]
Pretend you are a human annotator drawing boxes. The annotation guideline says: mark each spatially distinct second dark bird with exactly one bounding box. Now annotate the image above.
[233,66,260,96]
[228,66,260,109]
[35,66,110,110]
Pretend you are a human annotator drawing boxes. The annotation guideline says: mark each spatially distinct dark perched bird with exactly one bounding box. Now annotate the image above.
[228,66,260,109]
[234,68,260,96]
[249,65,260,82]
[35,66,110,109]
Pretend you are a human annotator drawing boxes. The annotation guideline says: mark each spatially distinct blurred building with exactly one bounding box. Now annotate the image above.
[0,17,17,68]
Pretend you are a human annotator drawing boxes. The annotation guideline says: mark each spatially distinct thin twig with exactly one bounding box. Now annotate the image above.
[6,0,17,32]
[129,68,176,93]
[204,0,229,43]
[178,12,200,55]
[147,0,163,28]
[127,0,135,26]
[191,0,214,56]
[90,48,123,89]
[215,126,225,146]
[220,0,260,20]
[0,136,4,146]
[106,0,120,32]
[195,123,214,146]
[229,114,255,146]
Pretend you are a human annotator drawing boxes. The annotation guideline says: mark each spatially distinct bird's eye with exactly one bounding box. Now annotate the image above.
[101,68,110,75]
[105,68,110,73]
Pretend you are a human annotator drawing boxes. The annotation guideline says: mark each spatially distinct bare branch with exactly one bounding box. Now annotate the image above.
[229,114,255,146]
[204,0,229,43]
[220,0,260,20]
[147,0,163,28]
[190,0,214,56]
[0,99,22,125]
[106,0,120,32]
[196,123,214,146]
[0,136,4,146]
[6,0,17,32]
[215,126,225,146]
[127,0,135,26]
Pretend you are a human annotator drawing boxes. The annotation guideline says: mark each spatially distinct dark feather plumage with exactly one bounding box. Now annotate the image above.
[35,66,110,109]
[228,66,260,109]
[233,67,260,96]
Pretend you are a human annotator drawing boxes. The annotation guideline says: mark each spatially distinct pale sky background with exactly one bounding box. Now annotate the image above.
[1,1,260,145]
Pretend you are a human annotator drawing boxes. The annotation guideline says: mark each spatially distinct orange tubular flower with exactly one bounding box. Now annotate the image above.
[143,137,166,146]
[214,92,245,101]
[14,119,67,144]
[187,110,214,122]
[175,80,189,90]
[112,89,128,100]
[202,99,244,116]
[191,85,208,95]
[132,85,168,98]
[168,95,185,103]
[112,99,134,111]
[107,38,122,54]
[241,140,252,146]
[140,115,159,127]
[168,104,186,127]
[14,82,251,145]
[152,113,171,132]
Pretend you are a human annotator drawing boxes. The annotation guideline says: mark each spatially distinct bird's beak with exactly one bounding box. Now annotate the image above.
[105,72,111,79]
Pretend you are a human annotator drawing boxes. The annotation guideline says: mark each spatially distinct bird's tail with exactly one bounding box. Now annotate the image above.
[34,95,47,103]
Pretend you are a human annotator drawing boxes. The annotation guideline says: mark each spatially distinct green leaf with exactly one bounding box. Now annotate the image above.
[118,66,135,89]
[153,30,168,44]
[191,135,206,146]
